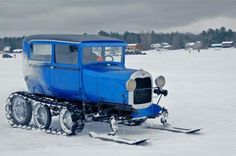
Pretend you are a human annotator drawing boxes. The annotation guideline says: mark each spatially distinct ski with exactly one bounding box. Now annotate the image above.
[144,123,201,134]
[89,131,148,145]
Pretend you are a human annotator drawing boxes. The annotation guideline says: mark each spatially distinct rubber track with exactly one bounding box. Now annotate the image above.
[5,91,82,136]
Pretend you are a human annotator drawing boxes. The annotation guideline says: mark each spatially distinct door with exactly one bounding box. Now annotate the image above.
[50,43,81,101]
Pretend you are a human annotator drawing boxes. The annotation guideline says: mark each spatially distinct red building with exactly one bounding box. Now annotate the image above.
[127,43,142,52]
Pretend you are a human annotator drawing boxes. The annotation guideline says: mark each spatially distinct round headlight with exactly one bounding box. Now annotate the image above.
[155,76,166,88]
[126,79,136,91]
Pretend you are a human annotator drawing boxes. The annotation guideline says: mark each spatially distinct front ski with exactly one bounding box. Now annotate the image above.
[89,131,148,145]
[144,123,201,134]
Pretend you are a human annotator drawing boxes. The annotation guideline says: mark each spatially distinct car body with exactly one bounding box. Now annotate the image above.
[22,34,163,120]
[2,53,13,58]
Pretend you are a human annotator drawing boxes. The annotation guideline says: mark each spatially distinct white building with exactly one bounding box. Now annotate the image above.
[222,41,234,48]
[12,49,23,53]
[150,43,161,49]
[211,44,222,48]
[185,41,202,50]
[151,42,171,50]
[161,43,171,49]
[185,42,195,49]
[3,46,12,53]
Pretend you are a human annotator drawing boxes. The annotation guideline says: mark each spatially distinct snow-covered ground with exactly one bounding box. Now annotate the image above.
[0,48,236,156]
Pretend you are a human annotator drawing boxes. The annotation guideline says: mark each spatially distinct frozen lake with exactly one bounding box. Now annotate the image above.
[0,48,236,156]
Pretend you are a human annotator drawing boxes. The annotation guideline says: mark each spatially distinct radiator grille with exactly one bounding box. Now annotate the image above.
[134,77,152,104]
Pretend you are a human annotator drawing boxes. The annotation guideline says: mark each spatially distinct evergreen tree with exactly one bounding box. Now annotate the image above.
[1,27,235,51]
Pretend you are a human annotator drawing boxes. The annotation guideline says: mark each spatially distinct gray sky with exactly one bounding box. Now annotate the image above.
[1,0,236,37]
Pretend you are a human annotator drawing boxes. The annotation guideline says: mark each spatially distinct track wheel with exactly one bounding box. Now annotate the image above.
[59,108,84,135]
[10,95,32,125]
[33,103,51,129]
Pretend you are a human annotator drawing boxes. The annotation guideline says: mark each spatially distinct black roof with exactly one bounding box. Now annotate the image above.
[24,34,124,43]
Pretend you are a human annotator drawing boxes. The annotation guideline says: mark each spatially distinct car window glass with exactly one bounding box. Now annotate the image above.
[105,47,122,62]
[83,47,102,64]
[30,44,52,62]
[55,44,78,64]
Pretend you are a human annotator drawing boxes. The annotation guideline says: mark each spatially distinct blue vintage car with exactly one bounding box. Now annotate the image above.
[6,34,169,137]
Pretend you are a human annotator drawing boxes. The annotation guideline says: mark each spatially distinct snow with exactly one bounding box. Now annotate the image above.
[127,43,139,46]
[0,48,236,155]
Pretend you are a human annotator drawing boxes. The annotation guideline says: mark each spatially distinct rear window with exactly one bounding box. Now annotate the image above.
[30,44,52,62]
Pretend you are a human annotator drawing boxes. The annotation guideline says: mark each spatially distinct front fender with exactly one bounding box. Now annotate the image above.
[131,104,162,119]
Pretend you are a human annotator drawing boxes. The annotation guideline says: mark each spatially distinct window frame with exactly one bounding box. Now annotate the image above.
[53,43,79,65]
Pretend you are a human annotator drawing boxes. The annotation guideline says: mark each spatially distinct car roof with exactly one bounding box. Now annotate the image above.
[24,34,124,43]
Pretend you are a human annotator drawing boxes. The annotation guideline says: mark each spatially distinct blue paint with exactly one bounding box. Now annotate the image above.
[132,104,162,118]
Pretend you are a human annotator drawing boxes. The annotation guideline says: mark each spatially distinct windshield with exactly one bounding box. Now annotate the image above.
[82,47,123,65]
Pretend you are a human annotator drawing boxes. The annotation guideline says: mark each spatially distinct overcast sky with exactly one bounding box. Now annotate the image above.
[1,0,236,37]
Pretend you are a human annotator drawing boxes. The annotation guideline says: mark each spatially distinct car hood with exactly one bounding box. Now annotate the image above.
[82,64,136,104]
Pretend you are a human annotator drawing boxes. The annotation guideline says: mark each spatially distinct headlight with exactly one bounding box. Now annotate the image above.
[155,76,166,88]
[126,79,136,91]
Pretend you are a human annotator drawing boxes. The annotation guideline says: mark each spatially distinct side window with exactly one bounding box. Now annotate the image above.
[82,47,102,64]
[55,44,78,64]
[30,44,52,62]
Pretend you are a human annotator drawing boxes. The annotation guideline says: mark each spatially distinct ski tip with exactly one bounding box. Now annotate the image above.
[88,131,148,145]
[88,131,97,137]
[131,138,148,145]
[186,128,202,134]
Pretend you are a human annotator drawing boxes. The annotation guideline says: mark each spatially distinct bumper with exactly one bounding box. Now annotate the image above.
[131,103,162,119]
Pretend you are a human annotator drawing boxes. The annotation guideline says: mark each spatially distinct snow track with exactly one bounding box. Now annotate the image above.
[5,92,84,136]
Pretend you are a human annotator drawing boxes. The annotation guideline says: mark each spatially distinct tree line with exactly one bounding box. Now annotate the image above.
[98,27,236,49]
[1,27,235,50]
[0,37,23,51]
